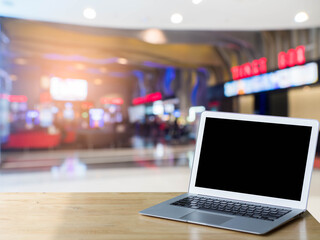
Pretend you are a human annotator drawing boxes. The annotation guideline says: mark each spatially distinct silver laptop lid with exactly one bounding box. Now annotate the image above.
[189,111,319,209]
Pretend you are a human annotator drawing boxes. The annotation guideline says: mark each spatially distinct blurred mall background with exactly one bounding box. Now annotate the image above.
[0,0,320,221]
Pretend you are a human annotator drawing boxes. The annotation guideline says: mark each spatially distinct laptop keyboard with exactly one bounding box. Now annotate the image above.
[171,196,291,221]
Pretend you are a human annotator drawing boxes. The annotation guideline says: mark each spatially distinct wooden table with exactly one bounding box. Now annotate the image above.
[0,193,319,240]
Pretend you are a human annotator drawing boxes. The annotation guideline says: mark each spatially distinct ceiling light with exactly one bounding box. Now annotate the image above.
[171,13,183,24]
[294,11,309,23]
[192,0,203,4]
[140,28,167,44]
[83,7,96,20]
[117,58,128,65]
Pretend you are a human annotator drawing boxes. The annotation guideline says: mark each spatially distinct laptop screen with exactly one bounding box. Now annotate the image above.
[195,117,312,201]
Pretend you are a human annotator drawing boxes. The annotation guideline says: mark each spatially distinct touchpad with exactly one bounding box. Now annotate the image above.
[181,211,232,225]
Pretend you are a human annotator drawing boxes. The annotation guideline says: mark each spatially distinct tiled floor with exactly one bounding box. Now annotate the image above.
[0,144,319,222]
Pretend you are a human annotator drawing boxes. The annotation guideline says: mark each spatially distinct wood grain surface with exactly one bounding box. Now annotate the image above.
[0,192,319,240]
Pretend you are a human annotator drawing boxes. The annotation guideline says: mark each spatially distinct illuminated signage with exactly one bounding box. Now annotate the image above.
[26,110,40,125]
[81,102,93,109]
[224,62,318,97]
[132,92,162,105]
[231,45,306,80]
[278,45,305,69]
[89,108,104,128]
[100,97,124,105]
[40,92,52,103]
[231,58,267,80]
[0,94,28,102]
[50,77,88,101]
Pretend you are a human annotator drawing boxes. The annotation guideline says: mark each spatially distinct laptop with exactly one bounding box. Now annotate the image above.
[140,111,319,235]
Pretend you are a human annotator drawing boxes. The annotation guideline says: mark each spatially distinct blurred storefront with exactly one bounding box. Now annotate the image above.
[0,17,320,155]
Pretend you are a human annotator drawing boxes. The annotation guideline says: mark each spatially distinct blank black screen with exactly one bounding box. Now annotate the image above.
[195,118,312,201]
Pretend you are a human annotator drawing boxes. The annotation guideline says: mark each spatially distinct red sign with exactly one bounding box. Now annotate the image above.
[132,97,145,105]
[100,97,124,105]
[0,94,28,102]
[132,92,162,105]
[231,58,267,80]
[40,92,52,103]
[81,102,94,109]
[278,45,305,69]
[231,45,306,80]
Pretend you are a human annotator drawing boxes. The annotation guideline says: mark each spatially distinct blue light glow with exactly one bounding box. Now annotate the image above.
[224,62,318,97]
